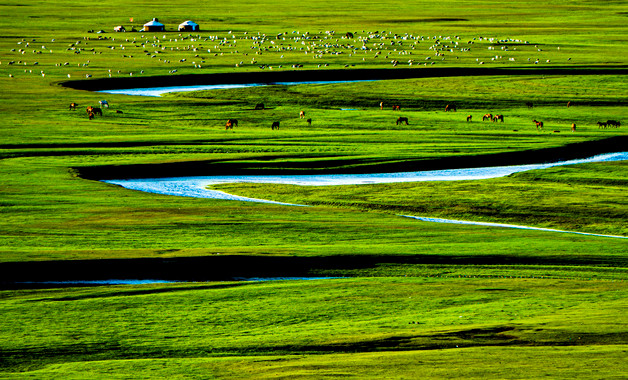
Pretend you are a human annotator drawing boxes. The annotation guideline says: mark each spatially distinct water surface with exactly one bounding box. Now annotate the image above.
[99,80,372,97]
[104,152,628,203]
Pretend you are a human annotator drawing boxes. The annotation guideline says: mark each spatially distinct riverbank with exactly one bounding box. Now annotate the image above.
[77,135,627,180]
[59,66,628,91]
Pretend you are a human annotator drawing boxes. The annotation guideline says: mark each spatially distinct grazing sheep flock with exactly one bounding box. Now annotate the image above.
[4,24,621,131]
[3,27,572,80]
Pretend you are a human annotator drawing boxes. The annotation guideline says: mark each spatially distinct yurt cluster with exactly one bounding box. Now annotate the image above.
[114,18,200,33]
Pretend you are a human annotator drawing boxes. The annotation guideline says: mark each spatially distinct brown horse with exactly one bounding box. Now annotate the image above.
[86,106,102,116]
[445,104,456,112]
[306,118,312,126]
[255,103,265,110]
[567,101,573,108]
[533,119,543,130]
[299,111,305,119]
[271,121,280,130]
[392,105,400,111]
[493,114,504,122]
[69,102,77,110]
[482,113,493,121]
[396,117,409,125]
[225,119,238,130]
[466,115,472,122]
[571,123,576,132]
[606,120,621,127]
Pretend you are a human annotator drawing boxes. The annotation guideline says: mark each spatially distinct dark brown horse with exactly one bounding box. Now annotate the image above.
[493,114,504,122]
[533,119,543,130]
[271,121,280,130]
[255,103,265,110]
[606,120,621,127]
[225,119,238,130]
[69,102,77,110]
[445,104,456,112]
[86,106,102,116]
[396,117,409,125]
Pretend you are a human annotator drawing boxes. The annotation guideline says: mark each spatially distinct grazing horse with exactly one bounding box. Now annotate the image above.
[299,111,305,119]
[225,119,238,130]
[606,120,621,127]
[396,117,409,125]
[445,104,456,112]
[255,103,265,110]
[482,113,493,121]
[493,114,504,122]
[271,121,280,130]
[525,102,533,109]
[306,118,312,126]
[99,100,109,108]
[533,119,543,130]
[86,106,102,116]
[87,111,95,120]
[597,121,607,128]
[69,102,77,110]
[567,101,572,108]
[392,105,400,110]
[466,115,472,122]
[571,123,576,132]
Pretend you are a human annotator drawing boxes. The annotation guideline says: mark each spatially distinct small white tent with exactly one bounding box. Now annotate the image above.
[178,20,199,31]
[143,18,165,32]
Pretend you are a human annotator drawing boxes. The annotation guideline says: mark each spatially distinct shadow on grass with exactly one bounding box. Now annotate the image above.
[59,66,628,91]
[64,135,627,180]
[2,253,625,289]
[2,325,626,372]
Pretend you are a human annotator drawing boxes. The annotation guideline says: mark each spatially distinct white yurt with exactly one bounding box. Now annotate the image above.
[178,20,199,32]
[143,18,165,32]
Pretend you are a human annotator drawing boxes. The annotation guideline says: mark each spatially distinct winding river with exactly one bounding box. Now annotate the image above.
[99,80,372,97]
[98,81,627,239]
[104,152,628,239]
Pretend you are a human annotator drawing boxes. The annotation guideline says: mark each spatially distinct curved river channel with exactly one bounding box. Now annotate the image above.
[104,152,628,239]
[100,82,627,239]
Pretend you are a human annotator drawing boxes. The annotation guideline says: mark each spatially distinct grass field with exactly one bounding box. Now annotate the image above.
[1,0,627,378]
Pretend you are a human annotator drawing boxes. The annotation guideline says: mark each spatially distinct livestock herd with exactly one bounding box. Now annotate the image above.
[69,99,621,133]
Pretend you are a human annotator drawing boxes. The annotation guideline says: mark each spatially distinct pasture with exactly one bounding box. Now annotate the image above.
[0,0,627,378]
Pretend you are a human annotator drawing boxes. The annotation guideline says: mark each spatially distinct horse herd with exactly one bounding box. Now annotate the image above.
[597,120,621,128]
[69,100,621,133]
[69,100,124,120]
[444,102,619,133]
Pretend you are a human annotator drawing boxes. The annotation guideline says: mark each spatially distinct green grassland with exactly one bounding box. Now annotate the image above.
[1,0,627,378]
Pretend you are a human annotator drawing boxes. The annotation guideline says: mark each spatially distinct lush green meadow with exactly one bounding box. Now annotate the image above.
[1,0,627,378]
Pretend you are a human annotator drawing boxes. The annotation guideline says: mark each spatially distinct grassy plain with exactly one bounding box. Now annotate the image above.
[0,0,627,378]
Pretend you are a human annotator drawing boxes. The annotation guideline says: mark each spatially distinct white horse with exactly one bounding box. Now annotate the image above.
[99,100,109,108]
